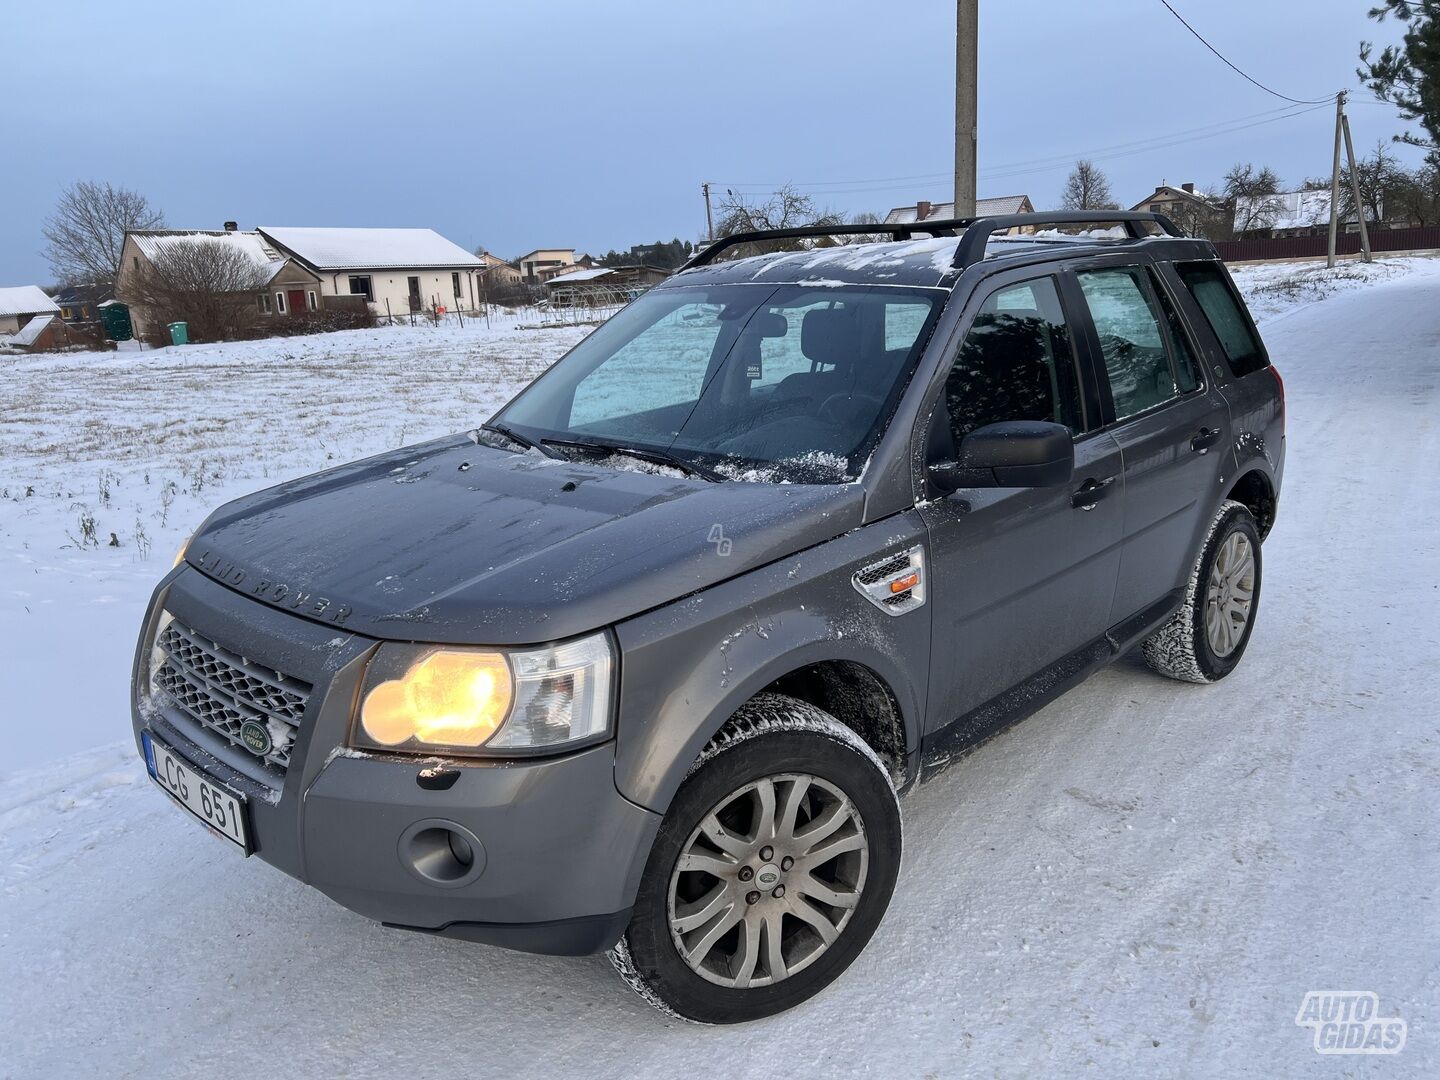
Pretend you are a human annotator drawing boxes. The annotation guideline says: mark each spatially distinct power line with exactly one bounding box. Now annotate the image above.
[713,102,1330,200]
[1155,0,1331,105]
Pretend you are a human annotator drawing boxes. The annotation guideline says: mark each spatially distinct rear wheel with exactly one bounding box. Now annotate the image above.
[610,694,901,1023]
[1142,499,1262,683]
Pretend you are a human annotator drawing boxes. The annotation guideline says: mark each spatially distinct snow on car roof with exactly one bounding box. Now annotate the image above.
[258,227,483,270]
[0,285,61,318]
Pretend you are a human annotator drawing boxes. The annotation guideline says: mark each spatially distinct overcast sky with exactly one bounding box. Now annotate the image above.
[0,0,1422,284]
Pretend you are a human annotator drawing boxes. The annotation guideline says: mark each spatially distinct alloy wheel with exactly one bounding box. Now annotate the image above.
[1205,531,1255,657]
[667,773,869,989]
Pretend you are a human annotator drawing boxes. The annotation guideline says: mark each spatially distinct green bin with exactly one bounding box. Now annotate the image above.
[167,321,189,346]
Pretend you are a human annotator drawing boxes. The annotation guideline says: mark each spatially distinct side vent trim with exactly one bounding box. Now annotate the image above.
[852,546,927,617]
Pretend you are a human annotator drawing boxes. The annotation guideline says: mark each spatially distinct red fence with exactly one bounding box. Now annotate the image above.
[1213,226,1440,263]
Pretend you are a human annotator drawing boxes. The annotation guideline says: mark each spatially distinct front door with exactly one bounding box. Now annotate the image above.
[407,276,422,312]
[920,273,1126,732]
[1071,263,1231,622]
[286,289,307,316]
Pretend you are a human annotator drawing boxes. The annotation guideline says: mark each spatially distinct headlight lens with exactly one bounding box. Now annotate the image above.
[354,632,613,756]
[172,534,192,569]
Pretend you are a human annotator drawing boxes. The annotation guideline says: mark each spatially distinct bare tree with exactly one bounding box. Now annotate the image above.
[123,238,268,343]
[837,210,892,245]
[1223,163,1288,236]
[714,185,846,257]
[1339,140,1410,226]
[1388,159,1440,225]
[42,180,164,286]
[1059,161,1119,211]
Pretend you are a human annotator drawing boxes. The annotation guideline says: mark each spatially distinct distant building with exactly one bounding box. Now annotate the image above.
[51,282,113,323]
[882,195,1035,235]
[0,285,61,337]
[536,253,596,283]
[1232,190,1379,238]
[257,226,485,315]
[1129,182,1226,238]
[518,248,576,284]
[115,226,322,340]
[478,252,524,291]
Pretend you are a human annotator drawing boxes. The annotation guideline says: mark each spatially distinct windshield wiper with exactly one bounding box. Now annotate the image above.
[540,437,726,483]
[478,421,561,458]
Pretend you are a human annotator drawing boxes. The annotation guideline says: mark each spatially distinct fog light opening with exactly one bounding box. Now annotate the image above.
[399,820,486,888]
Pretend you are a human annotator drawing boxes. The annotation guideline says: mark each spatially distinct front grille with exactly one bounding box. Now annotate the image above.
[152,618,311,779]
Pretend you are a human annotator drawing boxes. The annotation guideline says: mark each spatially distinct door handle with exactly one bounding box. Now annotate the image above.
[1071,475,1115,511]
[1190,427,1223,454]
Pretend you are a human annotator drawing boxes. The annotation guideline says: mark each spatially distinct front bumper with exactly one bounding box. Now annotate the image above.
[131,569,660,955]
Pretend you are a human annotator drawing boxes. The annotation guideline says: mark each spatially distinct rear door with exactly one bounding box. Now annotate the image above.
[1070,259,1231,624]
[919,272,1125,726]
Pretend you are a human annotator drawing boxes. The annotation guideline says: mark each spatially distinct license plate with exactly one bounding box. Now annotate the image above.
[142,730,250,851]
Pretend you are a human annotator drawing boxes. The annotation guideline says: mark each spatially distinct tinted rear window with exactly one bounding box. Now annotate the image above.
[1175,262,1268,377]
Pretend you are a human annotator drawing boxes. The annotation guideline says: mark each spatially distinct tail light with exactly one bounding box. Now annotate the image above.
[1270,365,1285,435]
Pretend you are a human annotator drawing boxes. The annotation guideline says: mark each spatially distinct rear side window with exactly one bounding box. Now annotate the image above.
[945,277,1083,442]
[1148,269,1200,394]
[1075,267,1176,421]
[1175,262,1268,377]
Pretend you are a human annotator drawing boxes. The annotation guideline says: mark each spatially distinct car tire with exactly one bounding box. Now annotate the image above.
[1142,499,1263,684]
[608,693,902,1024]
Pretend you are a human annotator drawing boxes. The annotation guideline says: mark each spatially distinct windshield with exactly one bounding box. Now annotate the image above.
[493,283,943,483]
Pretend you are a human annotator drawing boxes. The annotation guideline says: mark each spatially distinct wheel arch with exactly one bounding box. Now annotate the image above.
[1226,468,1277,539]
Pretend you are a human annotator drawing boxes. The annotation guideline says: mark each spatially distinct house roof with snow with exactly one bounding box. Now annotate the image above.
[9,313,56,348]
[544,267,612,285]
[127,230,293,284]
[0,285,61,318]
[258,227,482,271]
[1131,183,1221,210]
[1233,189,1378,233]
[882,195,1033,225]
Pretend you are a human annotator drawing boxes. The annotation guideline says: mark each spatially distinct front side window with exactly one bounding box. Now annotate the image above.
[452,272,462,298]
[258,293,272,314]
[1076,267,1176,421]
[944,277,1082,443]
[497,284,942,482]
[348,275,373,301]
[275,291,287,314]
[1175,262,1268,377]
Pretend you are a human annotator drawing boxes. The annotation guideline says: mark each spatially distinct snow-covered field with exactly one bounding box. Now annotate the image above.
[2,255,1438,1077]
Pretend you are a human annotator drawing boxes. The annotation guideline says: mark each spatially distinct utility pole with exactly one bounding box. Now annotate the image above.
[1327,90,1373,268]
[954,0,978,218]
[701,182,715,243]
[1341,106,1373,264]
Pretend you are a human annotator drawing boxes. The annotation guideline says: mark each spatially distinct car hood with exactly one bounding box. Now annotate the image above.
[186,434,865,644]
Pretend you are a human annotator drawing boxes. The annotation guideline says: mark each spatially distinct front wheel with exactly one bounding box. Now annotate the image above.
[1142,499,1262,683]
[610,694,902,1023]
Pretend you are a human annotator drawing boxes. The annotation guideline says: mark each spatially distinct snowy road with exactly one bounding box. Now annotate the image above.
[3,263,1438,1077]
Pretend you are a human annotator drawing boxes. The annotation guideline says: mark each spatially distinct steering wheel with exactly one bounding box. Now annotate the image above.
[817,391,885,425]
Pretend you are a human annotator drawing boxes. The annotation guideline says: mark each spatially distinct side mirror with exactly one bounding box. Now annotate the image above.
[929,421,1075,493]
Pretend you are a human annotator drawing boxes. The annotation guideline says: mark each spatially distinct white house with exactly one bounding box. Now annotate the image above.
[256,227,485,317]
[1232,190,1380,238]
[115,227,322,339]
[0,285,61,337]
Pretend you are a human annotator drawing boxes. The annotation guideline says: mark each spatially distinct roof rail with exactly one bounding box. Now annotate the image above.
[680,210,1185,273]
[950,210,1183,269]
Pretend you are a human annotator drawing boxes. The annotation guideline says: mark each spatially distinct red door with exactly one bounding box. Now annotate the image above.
[286,289,307,315]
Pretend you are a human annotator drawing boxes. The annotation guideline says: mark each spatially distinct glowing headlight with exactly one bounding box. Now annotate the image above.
[354,632,614,756]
